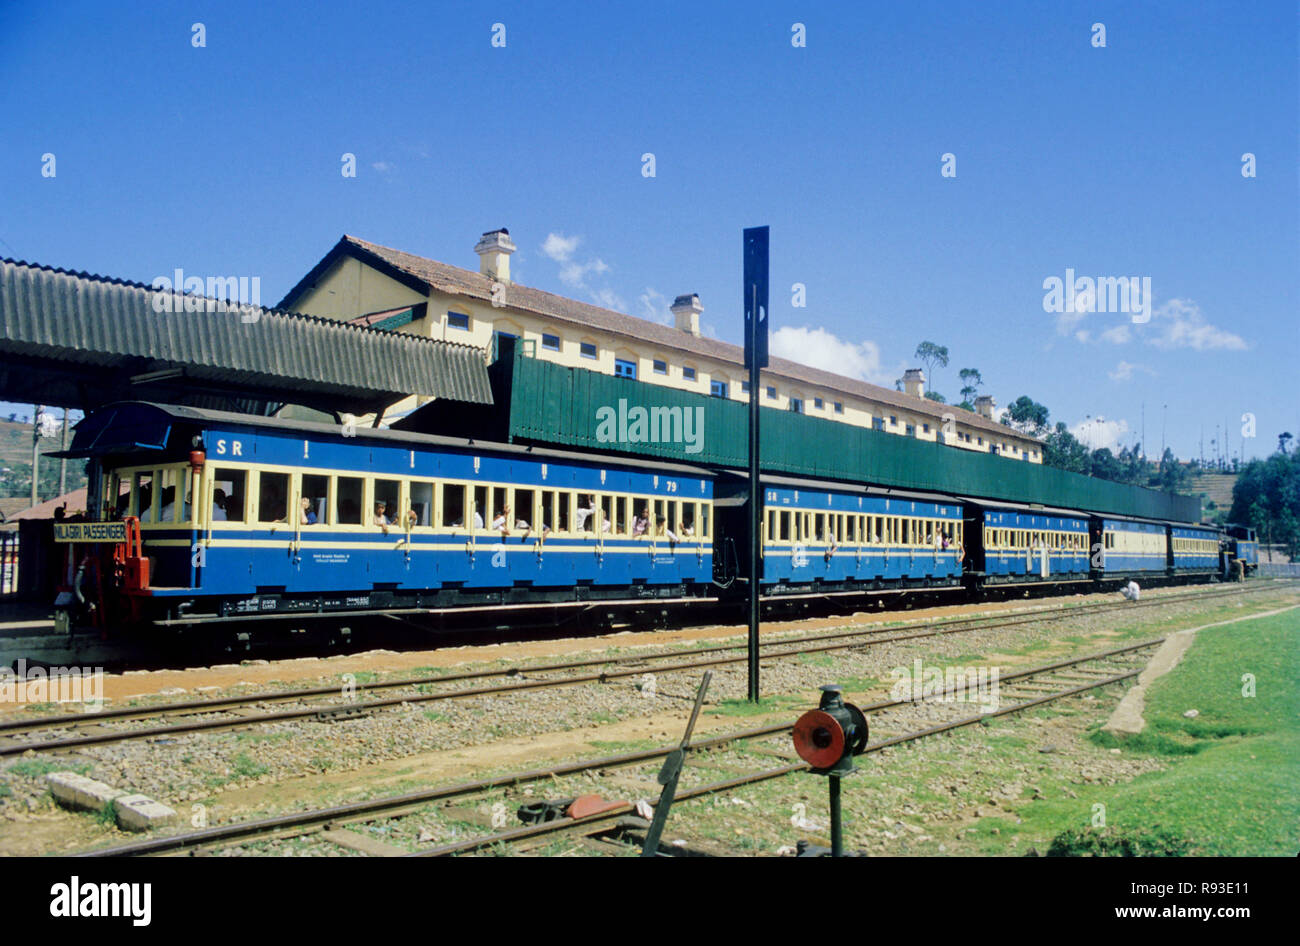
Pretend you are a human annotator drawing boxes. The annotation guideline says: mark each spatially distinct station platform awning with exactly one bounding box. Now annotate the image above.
[0,258,493,416]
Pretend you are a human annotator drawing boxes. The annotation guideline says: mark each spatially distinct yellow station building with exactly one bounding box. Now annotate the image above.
[278,229,1044,463]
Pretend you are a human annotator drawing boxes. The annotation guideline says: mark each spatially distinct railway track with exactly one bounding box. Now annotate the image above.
[0,581,1281,758]
[77,639,1164,857]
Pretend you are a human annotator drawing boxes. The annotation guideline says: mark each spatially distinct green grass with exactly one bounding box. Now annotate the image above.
[589,738,660,752]
[5,758,90,779]
[796,653,835,668]
[231,752,270,779]
[422,710,449,723]
[1007,609,1300,856]
[708,695,802,717]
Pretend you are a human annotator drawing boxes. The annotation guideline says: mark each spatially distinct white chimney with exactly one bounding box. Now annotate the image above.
[670,293,702,336]
[474,228,516,283]
[974,395,996,419]
[902,368,926,398]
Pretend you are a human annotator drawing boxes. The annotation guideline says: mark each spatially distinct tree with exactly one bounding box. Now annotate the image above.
[1003,395,1050,437]
[958,368,983,411]
[1042,422,1090,473]
[1230,451,1300,561]
[925,391,946,403]
[1279,432,1293,454]
[914,342,949,397]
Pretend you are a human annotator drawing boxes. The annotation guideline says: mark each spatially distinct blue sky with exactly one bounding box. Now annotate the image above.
[1,0,1295,462]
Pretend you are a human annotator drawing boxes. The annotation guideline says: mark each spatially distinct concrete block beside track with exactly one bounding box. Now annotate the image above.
[113,794,179,832]
[46,771,126,811]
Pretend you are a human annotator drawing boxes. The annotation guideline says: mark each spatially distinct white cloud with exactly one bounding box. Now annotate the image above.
[1055,308,1088,336]
[638,287,673,325]
[560,258,609,287]
[540,232,611,289]
[770,325,893,386]
[1107,360,1155,382]
[1147,298,1247,351]
[371,161,395,176]
[540,232,580,262]
[1062,295,1246,353]
[1070,416,1131,452]
[588,287,627,312]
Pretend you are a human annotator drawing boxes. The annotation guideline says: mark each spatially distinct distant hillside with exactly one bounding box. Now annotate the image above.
[0,417,86,501]
[1190,472,1238,518]
[0,417,38,470]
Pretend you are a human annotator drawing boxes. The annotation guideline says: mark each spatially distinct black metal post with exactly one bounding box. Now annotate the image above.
[743,227,768,703]
[747,316,761,701]
[829,774,843,857]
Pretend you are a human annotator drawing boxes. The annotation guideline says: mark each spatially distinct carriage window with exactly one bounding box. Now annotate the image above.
[212,468,246,522]
[442,483,466,528]
[409,481,434,527]
[486,487,510,532]
[473,486,489,530]
[133,471,154,521]
[372,479,400,527]
[846,515,855,543]
[539,491,555,534]
[667,501,679,539]
[301,474,329,525]
[514,489,534,533]
[258,472,290,523]
[600,495,615,535]
[336,476,363,525]
[685,502,700,539]
[574,493,597,533]
[151,468,184,523]
[615,496,628,535]
[767,510,777,543]
[557,492,571,533]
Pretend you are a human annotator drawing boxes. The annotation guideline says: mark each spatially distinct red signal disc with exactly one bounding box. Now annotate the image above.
[792,709,845,769]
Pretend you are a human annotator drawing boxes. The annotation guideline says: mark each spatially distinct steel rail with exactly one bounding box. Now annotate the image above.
[2,583,1264,757]
[78,638,1162,857]
[2,582,1271,742]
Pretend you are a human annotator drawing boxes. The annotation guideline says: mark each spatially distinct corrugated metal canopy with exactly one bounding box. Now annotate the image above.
[0,258,492,414]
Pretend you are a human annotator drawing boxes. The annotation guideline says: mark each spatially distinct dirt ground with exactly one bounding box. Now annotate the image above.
[78,592,1099,702]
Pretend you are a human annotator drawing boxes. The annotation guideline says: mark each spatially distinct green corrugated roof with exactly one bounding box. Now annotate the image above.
[0,258,492,414]
[499,352,1203,523]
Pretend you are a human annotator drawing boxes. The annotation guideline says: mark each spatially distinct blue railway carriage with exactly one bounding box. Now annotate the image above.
[1090,517,1168,578]
[1170,524,1221,574]
[751,475,964,593]
[963,501,1091,585]
[59,402,716,627]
